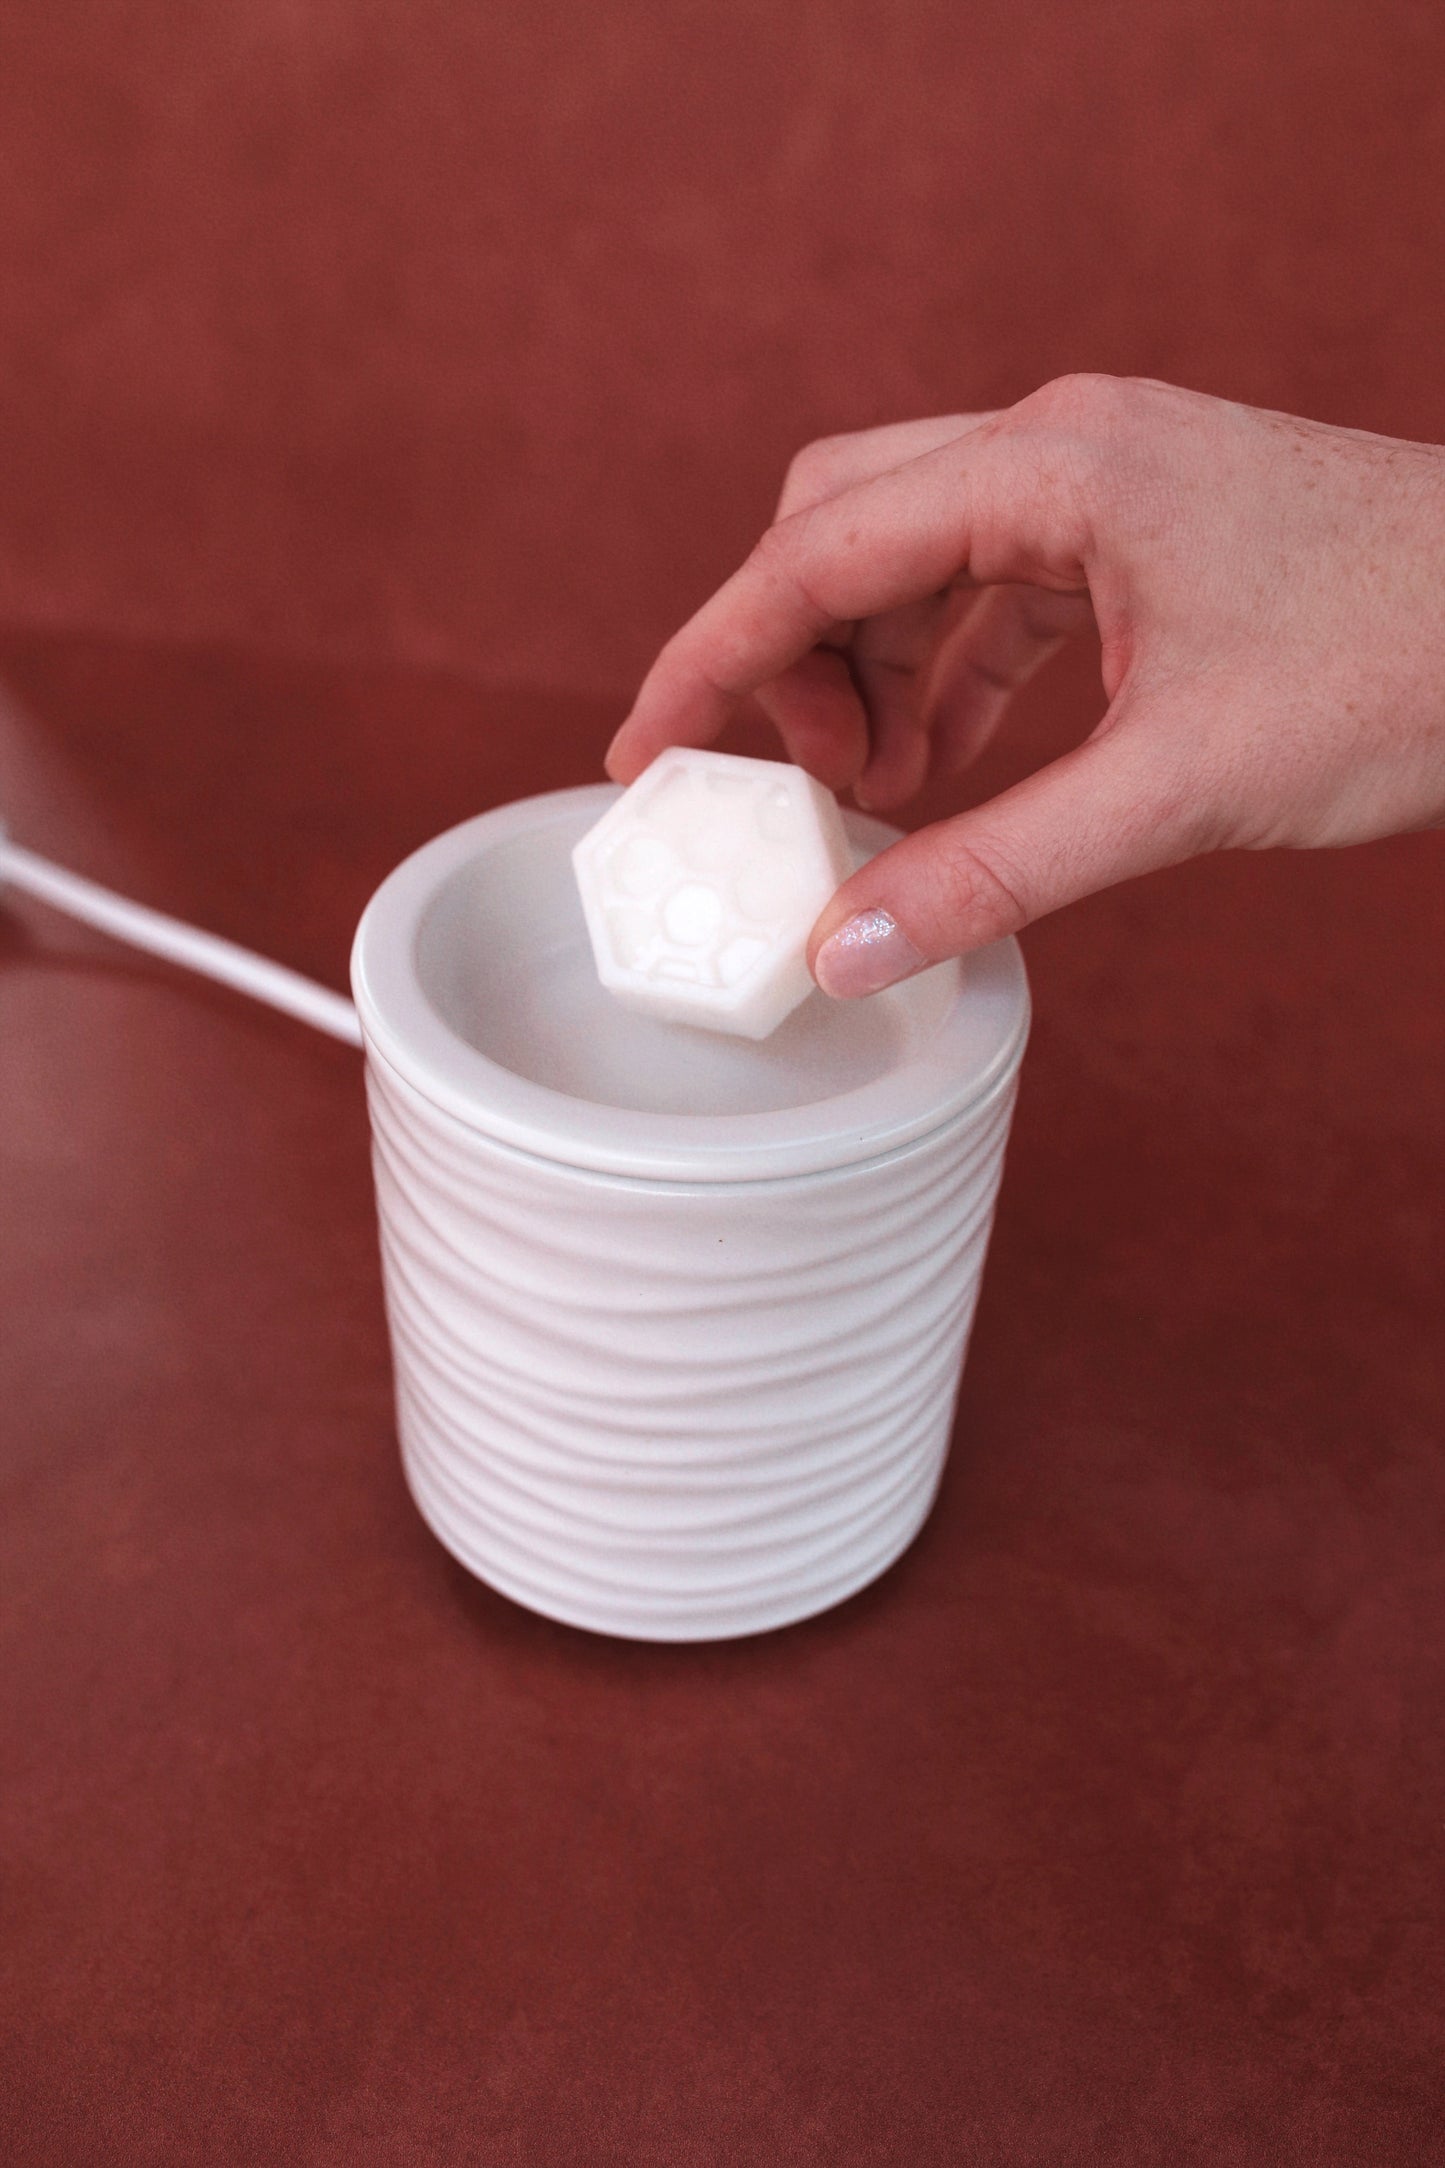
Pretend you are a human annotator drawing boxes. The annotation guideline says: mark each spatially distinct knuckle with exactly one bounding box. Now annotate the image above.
[1095,723,1233,861]
[1025,371,1130,429]
[782,434,847,508]
[1162,761,1232,856]
[750,513,801,583]
[749,513,828,621]
[1007,373,1168,537]
[1019,371,1190,467]
[925,831,1030,947]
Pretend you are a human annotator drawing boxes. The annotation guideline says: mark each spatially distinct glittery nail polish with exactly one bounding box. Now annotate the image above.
[813,909,927,999]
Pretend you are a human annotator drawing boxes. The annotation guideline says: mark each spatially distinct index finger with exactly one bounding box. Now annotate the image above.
[606,418,1091,783]
[775,411,998,518]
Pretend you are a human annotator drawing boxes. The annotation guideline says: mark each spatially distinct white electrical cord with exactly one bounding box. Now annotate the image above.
[0,831,363,1048]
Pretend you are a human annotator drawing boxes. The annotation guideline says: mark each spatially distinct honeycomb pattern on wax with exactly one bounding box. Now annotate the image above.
[571,749,853,1039]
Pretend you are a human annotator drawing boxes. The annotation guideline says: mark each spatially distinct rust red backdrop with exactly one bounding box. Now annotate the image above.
[1,3,1442,2162]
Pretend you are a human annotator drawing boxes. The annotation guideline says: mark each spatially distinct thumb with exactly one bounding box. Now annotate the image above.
[809,717,1214,995]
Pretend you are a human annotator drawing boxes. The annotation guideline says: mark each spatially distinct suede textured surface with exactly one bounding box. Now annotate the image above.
[3,0,1445,690]
[2,633,1440,2165]
[1,0,1443,2160]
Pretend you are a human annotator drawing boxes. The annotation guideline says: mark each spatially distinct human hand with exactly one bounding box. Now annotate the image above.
[606,376,1445,996]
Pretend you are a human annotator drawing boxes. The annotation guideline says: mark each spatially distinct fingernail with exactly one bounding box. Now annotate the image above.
[813,909,927,998]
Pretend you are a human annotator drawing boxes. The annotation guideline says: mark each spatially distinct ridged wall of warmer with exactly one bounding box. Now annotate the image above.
[364,1046,1019,1641]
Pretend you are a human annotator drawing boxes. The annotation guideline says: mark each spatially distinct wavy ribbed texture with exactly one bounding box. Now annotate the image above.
[364,1046,1020,1640]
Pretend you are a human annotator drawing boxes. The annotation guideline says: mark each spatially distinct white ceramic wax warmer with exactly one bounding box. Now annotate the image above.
[1,778,1028,1643]
[350,784,1029,1642]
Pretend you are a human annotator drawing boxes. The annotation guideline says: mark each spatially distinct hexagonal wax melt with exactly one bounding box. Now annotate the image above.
[572,749,853,1039]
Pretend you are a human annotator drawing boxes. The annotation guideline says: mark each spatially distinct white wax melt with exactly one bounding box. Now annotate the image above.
[572,749,853,1040]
